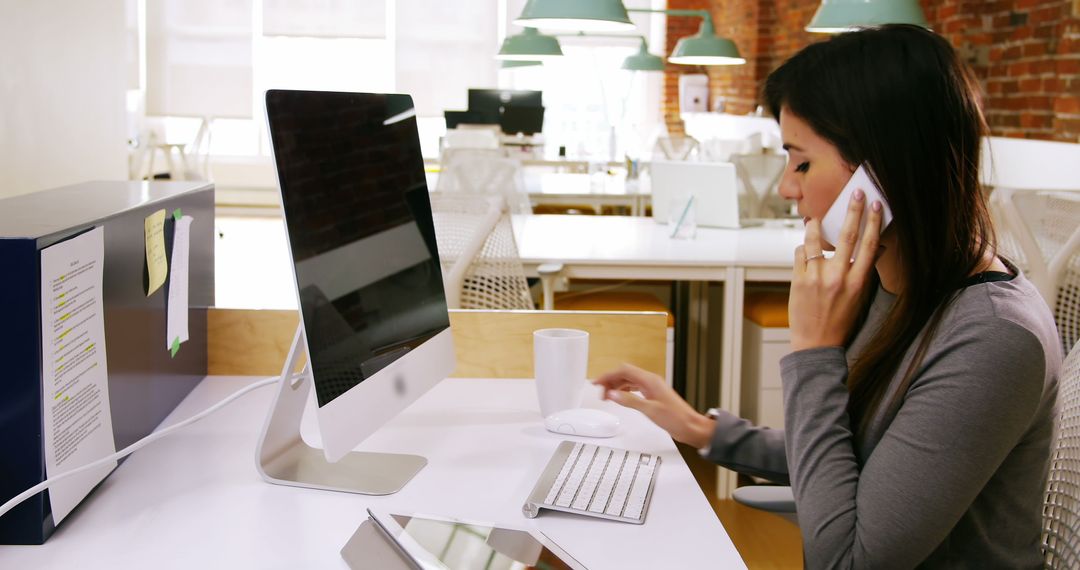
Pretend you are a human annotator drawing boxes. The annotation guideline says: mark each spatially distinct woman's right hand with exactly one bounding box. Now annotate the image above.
[593,364,715,449]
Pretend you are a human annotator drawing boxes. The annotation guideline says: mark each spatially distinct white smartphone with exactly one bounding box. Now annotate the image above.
[820,164,894,255]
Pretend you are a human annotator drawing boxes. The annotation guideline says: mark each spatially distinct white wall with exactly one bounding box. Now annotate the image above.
[0,0,128,199]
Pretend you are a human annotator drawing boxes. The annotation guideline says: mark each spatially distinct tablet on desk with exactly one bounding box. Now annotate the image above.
[342,509,584,570]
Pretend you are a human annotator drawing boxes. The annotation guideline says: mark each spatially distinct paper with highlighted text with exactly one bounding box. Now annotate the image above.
[40,226,117,525]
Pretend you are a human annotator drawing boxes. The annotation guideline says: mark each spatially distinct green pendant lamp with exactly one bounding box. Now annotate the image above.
[496,27,563,61]
[514,0,636,33]
[806,0,929,33]
[622,38,665,71]
[500,60,543,69]
[668,17,745,66]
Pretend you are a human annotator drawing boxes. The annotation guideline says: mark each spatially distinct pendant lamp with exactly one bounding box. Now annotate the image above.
[806,0,929,33]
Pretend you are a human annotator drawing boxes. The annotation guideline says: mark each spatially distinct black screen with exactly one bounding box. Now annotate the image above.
[467,89,543,115]
[499,106,545,135]
[266,90,450,408]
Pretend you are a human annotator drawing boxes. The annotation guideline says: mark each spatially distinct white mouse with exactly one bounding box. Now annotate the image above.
[544,408,620,438]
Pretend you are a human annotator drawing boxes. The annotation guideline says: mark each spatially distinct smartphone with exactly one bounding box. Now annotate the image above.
[820,164,894,255]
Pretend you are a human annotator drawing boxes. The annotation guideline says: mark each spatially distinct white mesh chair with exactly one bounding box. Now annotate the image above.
[652,135,699,161]
[430,194,534,311]
[991,189,1080,351]
[436,148,531,215]
[731,153,789,219]
[1043,339,1080,568]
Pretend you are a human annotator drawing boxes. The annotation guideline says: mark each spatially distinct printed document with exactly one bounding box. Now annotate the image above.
[40,226,116,524]
[167,215,193,356]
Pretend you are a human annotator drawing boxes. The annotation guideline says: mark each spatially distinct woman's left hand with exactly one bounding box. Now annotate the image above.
[790,189,884,351]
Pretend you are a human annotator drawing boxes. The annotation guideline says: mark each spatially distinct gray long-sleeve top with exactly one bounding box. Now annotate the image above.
[704,269,1061,568]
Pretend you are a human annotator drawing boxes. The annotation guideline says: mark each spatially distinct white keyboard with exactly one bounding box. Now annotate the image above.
[522,441,661,524]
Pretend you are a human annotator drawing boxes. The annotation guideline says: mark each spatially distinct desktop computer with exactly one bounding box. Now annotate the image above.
[259,89,455,495]
[499,106,545,136]
[463,88,544,135]
[467,88,542,116]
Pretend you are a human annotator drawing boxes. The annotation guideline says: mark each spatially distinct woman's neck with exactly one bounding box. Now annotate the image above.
[873,234,1009,295]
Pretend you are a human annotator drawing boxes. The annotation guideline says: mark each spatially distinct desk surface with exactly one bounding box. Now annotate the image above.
[514,214,804,280]
[2,377,743,569]
[525,172,644,197]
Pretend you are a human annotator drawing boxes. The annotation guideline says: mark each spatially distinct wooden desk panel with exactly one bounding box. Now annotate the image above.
[208,309,667,380]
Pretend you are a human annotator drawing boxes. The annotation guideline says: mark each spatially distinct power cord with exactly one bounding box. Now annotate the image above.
[0,375,285,520]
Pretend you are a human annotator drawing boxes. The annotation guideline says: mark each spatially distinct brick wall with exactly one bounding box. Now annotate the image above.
[664,0,1080,142]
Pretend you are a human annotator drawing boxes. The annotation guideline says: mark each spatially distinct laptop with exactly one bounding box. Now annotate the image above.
[650,160,761,229]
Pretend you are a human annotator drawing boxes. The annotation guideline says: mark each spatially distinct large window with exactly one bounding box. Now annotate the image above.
[501,41,663,162]
[138,0,663,162]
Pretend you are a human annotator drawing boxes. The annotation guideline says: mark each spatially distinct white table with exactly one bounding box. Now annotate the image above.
[524,172,650,217]
[513,214,805,496]
[1,376,742,569]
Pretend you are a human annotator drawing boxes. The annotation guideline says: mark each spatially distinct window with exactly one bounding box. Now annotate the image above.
[139,0,663,163]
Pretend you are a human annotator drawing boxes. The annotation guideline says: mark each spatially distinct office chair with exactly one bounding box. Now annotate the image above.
[990,188,1080,351]
[652,135,699,161]
[730,153,789,219]
[1043,339,1080,568]
[436,148,532,215]
[430,194,534,311]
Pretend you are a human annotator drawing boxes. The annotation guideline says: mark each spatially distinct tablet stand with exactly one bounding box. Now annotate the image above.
[254,324,426,495]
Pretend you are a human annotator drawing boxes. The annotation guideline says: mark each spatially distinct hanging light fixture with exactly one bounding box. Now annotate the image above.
[806,0,929,33]
[667,16,745,66]
[622,38,665,71]
[514,0,636,33]
[500,60,543,69]
[619,8,744,66]
[495,27,563,61]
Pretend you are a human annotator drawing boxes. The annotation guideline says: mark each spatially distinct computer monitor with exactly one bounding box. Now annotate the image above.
[258,89,455,495]
[499,106,545,136]
[467,88,543,117]
[444,110,497,129]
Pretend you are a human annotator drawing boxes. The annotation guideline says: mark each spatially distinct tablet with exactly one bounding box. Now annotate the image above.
[342,509,585,570]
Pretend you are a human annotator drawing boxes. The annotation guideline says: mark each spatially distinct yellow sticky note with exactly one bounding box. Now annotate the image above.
[144,209,168,296]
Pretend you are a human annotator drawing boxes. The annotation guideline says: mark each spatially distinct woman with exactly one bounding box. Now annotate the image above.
[595,25,1061,568]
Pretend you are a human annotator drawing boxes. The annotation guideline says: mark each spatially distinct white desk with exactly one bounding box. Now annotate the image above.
[524,172,649,216]
[1,376,742,569]
[513,215,804,496]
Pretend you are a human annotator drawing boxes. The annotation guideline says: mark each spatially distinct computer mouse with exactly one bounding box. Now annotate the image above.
[544,408,620,438]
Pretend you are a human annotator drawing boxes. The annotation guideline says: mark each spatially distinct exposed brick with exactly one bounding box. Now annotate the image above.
[1055,95,1080,113]
[664,0,1077,141]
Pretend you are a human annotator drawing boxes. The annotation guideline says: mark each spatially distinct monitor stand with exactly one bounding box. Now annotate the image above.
[255,324,427,495]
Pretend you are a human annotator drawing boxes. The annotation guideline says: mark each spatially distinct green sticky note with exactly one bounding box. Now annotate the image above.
[173,208,182,222]
[170,337,181,358]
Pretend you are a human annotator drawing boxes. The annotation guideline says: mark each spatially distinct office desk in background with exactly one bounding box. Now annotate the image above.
[0,376,742,569]
[524,171,650,216]
[514,214,804,497]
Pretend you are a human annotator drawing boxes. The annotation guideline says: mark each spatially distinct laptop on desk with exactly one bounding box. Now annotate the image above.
[650,160,762,229]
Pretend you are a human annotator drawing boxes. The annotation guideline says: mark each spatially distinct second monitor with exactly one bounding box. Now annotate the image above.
[467,88,542,115]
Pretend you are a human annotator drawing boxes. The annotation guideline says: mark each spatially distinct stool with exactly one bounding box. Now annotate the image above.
[554,290,675,386]
[740,289,790,429]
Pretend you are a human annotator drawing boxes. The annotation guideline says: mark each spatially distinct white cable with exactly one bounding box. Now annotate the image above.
[0,375,285,520]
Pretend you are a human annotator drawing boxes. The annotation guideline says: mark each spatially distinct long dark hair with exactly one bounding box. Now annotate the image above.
[764,25,995,434]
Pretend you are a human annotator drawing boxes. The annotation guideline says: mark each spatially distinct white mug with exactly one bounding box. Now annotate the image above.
[533,328,589,417]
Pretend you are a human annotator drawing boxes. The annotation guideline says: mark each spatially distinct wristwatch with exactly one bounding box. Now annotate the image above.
[697,408,721,457]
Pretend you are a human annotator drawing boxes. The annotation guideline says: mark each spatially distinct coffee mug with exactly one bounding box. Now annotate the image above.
[533,328,589,417]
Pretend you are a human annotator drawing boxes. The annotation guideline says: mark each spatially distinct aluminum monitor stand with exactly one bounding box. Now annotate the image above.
[255,324,426,495]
